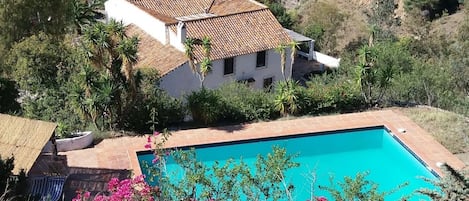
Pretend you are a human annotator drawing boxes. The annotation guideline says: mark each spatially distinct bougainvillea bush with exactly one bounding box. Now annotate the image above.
[72,175,155,201]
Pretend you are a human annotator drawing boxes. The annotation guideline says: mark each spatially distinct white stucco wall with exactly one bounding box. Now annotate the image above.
[160,49,292,98]
[168,30,185,51]
[160,63,200,98]
[105,0,167,44]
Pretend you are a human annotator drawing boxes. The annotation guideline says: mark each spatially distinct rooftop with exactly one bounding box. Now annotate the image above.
[128,0,266,23]
[126,24,187,75]
[119,0,291,74]
[169,9,291,62]
[0,114,57,174]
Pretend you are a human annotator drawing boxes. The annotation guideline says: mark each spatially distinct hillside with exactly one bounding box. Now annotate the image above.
[287,0,466,53]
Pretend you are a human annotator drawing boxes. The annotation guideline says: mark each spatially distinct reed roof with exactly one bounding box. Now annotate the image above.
[0,114,57,175]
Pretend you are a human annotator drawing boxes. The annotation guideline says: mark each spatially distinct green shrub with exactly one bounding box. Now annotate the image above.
[22,88,84,138]
[217,82,277,122]
[187,83,277,125]
[120,92,185,133]
[187,88,223,125]
[0,157,28,200]
[120,69,185,132]
[0,77,20,114]
[320,172,408,201]
[265,2,295,29]
[295,86,324,115]
[305,73,363,114]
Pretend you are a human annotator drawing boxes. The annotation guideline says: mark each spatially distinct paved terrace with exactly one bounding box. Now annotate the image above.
[58,110,465,198]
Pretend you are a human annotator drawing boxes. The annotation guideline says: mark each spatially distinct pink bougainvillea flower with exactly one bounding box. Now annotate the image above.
[74,175,155,201]
[84,191,91,199]
[147,136,152,143]
[144,143,151,149]
[316,196,328,201]
[152,155,159,164]
[153,131,160,136]
[108,178,120,191]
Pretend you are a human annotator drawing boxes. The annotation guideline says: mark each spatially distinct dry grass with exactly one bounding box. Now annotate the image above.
[399,106,469,154]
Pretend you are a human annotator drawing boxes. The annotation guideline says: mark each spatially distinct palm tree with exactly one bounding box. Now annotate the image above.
[201,36,211,57]
[69,81,90,122]
[70,65,101,129]
[85,93,101,129]
[199,37,212,87]
[72,0,103,34]
[184,36,212,87]
[97,74,119,130]
[287,41,299,79]
[275,44,287,82]
[199,57,212,87]
[116,36,139,99]
[83,22,110,70]
[81,20,140,123]
[78,64,98,98]
[184,37,197,73]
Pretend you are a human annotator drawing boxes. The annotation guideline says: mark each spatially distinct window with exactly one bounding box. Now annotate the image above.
[224,57,234,75]
[263,77,273,91]
[256,51,266,68]
[238,78,255,88]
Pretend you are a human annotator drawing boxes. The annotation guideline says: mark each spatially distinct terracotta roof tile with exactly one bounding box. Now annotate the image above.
[134,5,178,24]
[126,25,187,76]
[170,9,292,61]
[128,0,213,18]
[128,0,265,18]
[209,0,266,16]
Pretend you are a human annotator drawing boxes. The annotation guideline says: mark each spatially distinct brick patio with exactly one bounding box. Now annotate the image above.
[57,110,465,199]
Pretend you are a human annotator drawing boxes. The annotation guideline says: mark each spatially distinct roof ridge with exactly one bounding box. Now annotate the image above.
[168,7,270,25]
[248,0,268,8]
[206,0,216,13]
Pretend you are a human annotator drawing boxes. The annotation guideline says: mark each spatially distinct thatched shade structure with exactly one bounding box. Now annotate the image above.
[0,114,57,175]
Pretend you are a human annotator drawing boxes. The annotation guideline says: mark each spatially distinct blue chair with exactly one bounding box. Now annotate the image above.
[28,176,67,201]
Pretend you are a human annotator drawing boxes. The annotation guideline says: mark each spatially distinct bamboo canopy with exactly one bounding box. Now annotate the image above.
[0,114,57,175]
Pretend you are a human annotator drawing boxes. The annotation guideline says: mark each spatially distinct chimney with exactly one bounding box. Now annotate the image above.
[177,21,186,43]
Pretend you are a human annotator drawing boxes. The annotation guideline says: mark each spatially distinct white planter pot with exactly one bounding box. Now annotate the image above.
[42,131,94,152]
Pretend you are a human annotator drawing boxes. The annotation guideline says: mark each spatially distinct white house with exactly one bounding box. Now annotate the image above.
[105,0,293,97]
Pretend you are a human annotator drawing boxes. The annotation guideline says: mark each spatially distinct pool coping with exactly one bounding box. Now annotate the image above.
[128,110,465,177]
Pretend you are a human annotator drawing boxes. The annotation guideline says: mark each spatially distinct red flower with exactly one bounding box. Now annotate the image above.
[147,136,152,143]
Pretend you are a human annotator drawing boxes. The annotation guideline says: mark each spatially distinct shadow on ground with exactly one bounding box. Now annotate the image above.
[63,167,130,200]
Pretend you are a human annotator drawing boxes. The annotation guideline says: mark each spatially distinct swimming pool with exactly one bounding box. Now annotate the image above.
[138,126,437,200]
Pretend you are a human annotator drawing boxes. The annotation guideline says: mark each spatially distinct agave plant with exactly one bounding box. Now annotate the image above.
[274,80,299,117]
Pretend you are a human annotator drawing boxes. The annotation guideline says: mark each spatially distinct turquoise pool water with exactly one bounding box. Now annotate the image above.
[138,127,437,200]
